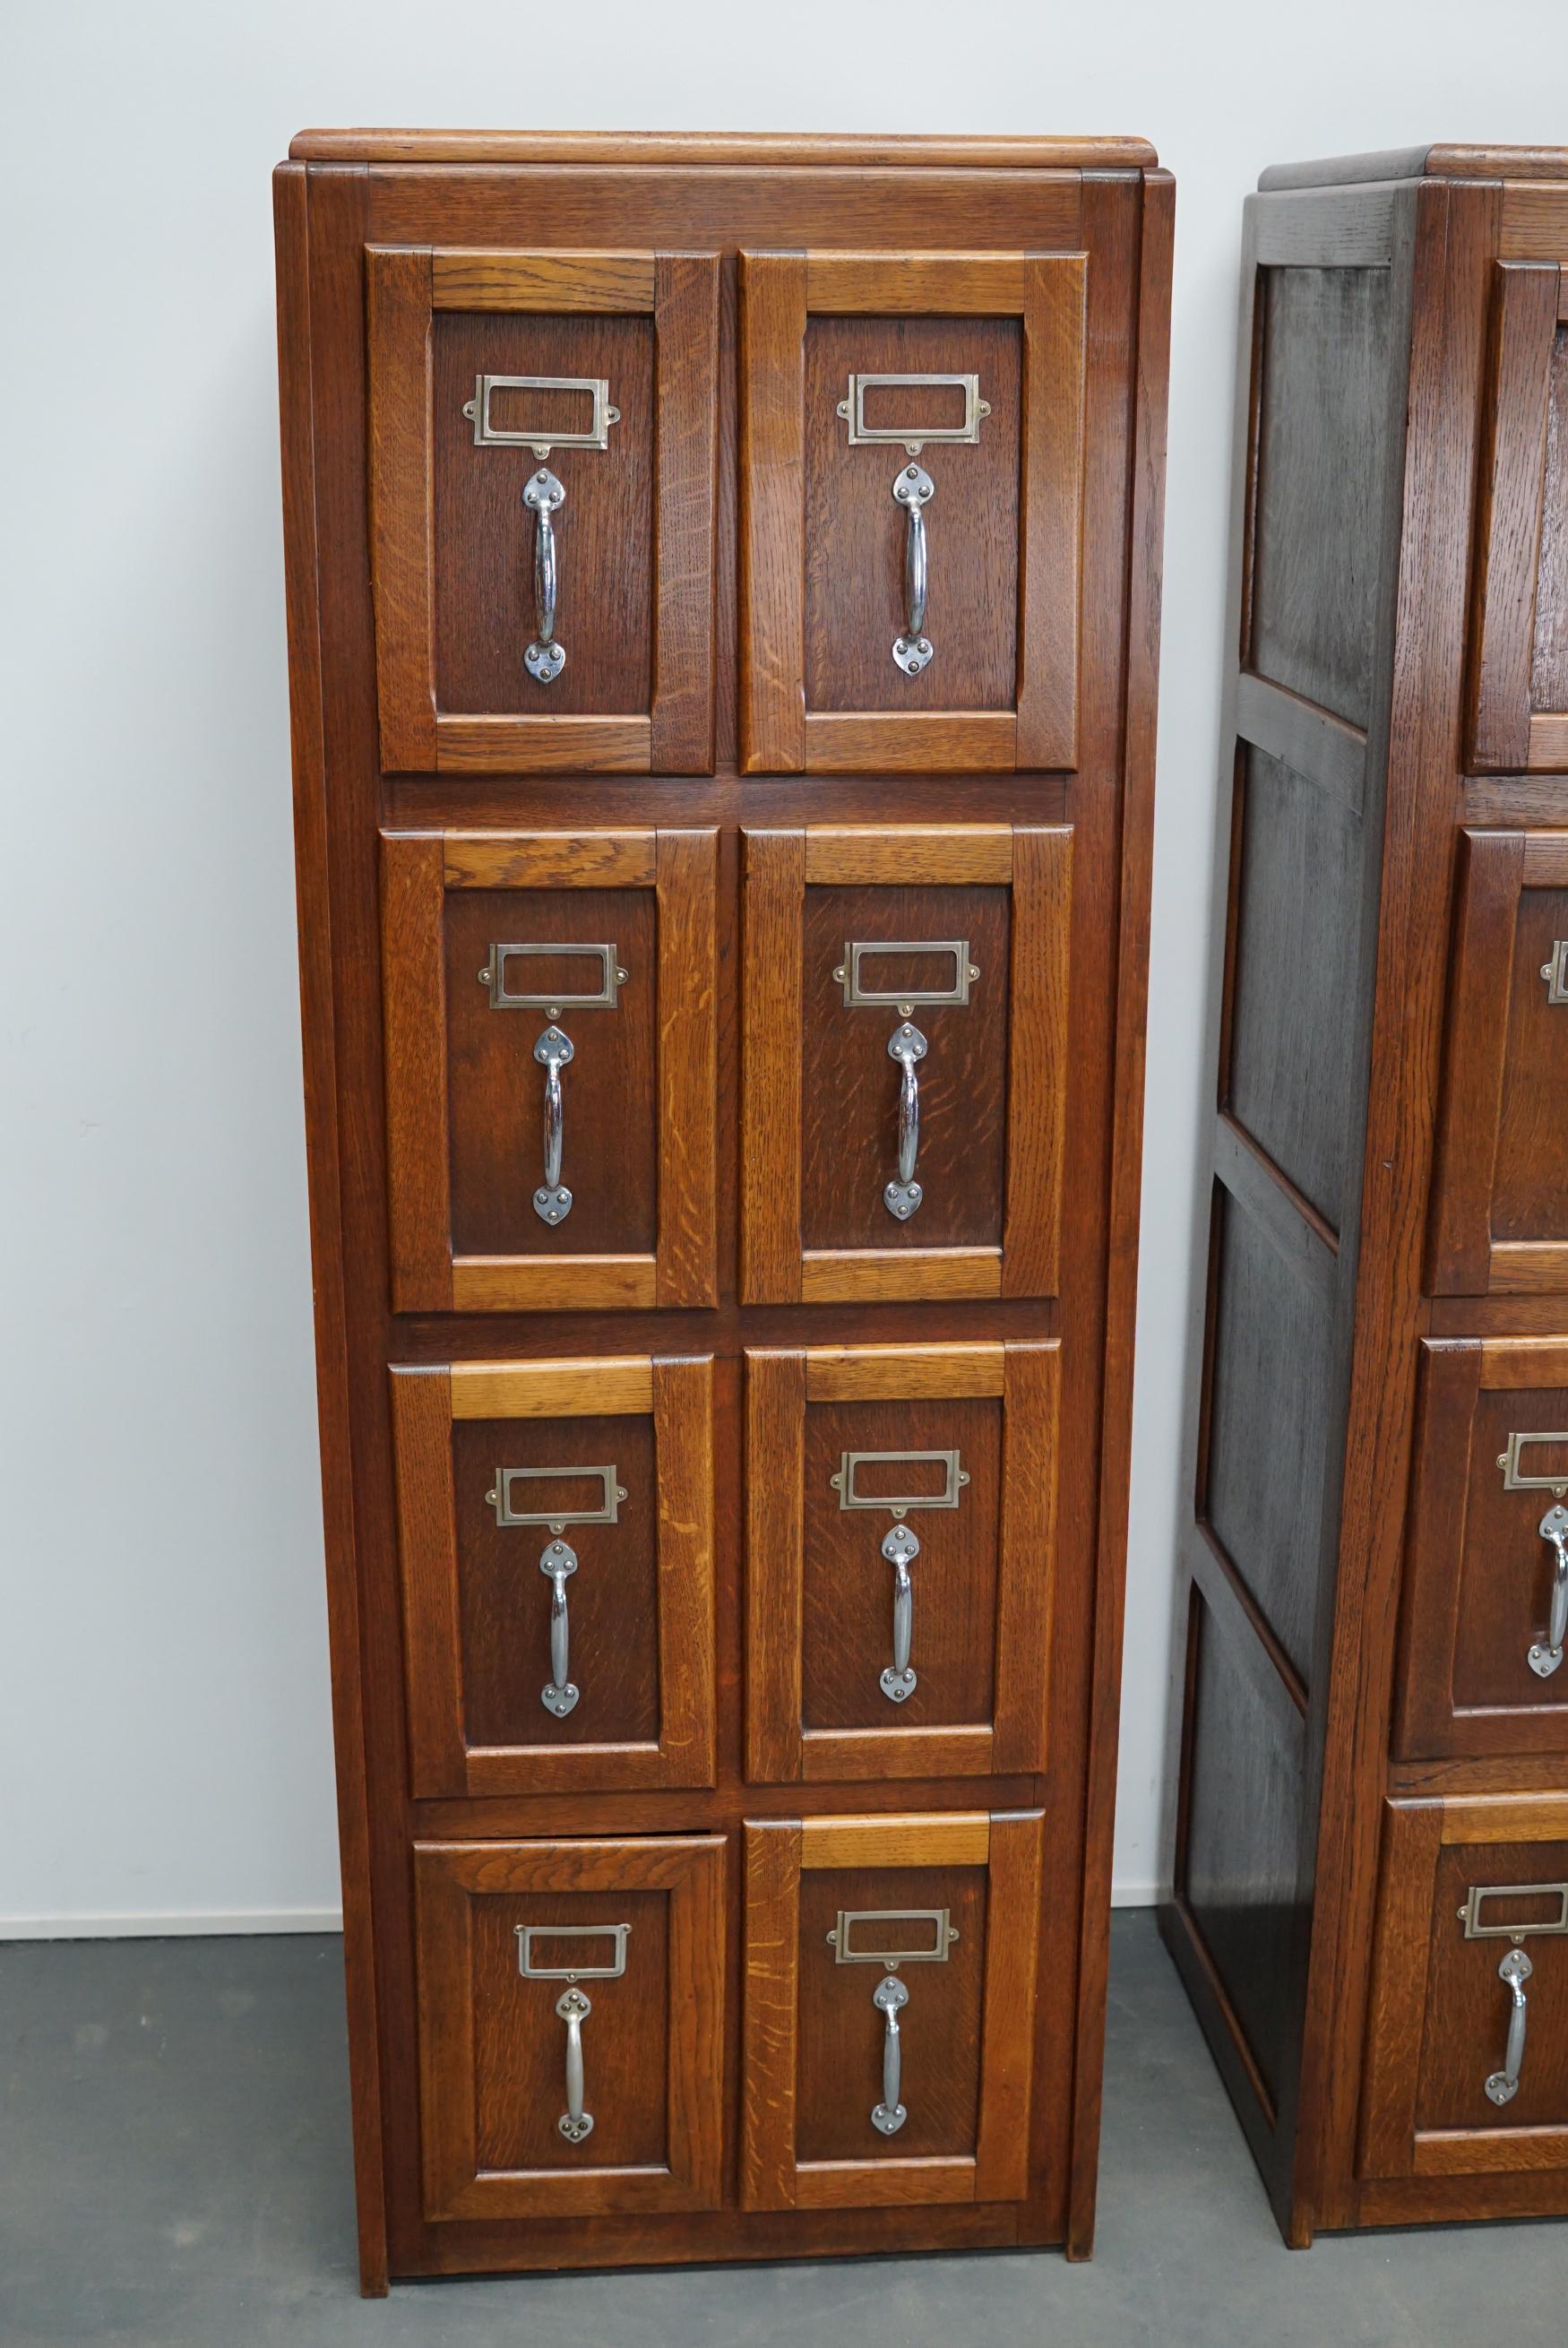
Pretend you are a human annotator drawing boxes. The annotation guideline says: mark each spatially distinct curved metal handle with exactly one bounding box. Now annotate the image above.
[872,1974,909,2135]
[1531,1506,1568,1679]
[1486,1947,1533,2105]
[539,1539,580,1717]
[523,467,566,684]
[880,1523,919,1703]
[532,1024,574,1225]
[892,463,935,676]
[883,1021,927,1221]
[556,1987,593,2142]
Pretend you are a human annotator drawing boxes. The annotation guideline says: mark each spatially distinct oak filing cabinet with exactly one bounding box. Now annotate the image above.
[1163,144,1568,2243]
[273,127,1172,2290]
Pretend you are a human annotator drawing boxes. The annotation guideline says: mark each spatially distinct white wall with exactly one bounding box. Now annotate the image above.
[3,0,1561,1932]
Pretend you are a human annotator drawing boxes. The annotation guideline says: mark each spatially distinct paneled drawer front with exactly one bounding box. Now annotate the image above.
[740,824,1072,1303]
[381,827,717,1312]
[1397,1340,1568,1759]
[368,246,719,774]
[414,1834,727,2220]
[738,250,1085,773]
[741,1811,1045,2211]
[1362,1798,1568,2182]
[1466,262,1568,774]
[392,1356,716,1796]
[745,1342,1059,1782]
[1430,831,1568,1295]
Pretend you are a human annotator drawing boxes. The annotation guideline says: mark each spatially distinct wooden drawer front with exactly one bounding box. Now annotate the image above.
[738,250,1085,774]
[741,1811,1044,2210]
[1467,262,1568,774]
[740,824,1072,1303]
[367,246,719,774]
[745,1343,1058,1783]
[1430,832,1568,1295]
[392,1357,715,1797]
[1363,1799,1568,2181]
[414,1834,726,2220]
[1397,1341,1568,1759]
[381,827,717,1312]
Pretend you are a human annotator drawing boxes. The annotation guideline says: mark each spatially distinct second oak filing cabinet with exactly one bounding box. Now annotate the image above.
[273,128,1172,2288]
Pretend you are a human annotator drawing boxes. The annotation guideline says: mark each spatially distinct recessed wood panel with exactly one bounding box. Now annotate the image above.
[804,316,1021,715]
[431,312,654,718]
[1249,266,1393,729]
[1202,1186,1335,1685]
[1493,884,1568,1242]
[800,885,1010,1252]
[1182,1592,1308,2116]
[1227,742,1365,1231]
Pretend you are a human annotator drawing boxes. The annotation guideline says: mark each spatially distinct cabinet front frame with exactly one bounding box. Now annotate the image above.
[1466,260,1568,774]
[381,826,719,1313]
[740,1810,1044,2211]
[737,248,1086,774]
[739,824,1073,1304]
[1361,1796,1568,2182]
[745,1342,1060,1782]
[391,1355,717,1796]
[1429,830,1568,1295]
[367,245,720,775]
[414,1834,727,2220]
[1397,1338,1568,1760]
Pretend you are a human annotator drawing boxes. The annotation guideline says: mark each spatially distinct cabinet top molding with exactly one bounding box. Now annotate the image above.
[1258,143,1568,191]
[287,126,1159,170]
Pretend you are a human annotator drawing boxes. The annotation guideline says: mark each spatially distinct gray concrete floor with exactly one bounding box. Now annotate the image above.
[3,1912,1564,2346]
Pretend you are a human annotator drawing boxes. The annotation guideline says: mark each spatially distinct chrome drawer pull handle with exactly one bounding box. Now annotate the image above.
[1486,1947,1533,2106]
[1531,1506,1568,1679]
[892,463,935,677]
[884,1020,927,1221]
[556,1987,594,2142]
[538,1539,579,1717]
[880,1523,919,1703]
[872,1975,909,2135]
[532,1023,574,1224]
[523,467,566,685]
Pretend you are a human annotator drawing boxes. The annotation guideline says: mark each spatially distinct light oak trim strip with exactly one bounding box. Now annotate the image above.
[805,253,1028,313]
[434,713,651,773]
[655,830,719,1304]
[650,254,721,773]
[744,1351,807,1786]
[1016,255,1086,770]
[449,1357,655,1420]
[1002,825,1073,1297]
[798,1727,996,1783]
[801,824,1013,885]
[801,1247,1003,1303]
[793,2158,976,2209]
[991,1346,1061,1774]
[803,711,1017,773]
[1469,263,1560,773]
[431,249,656,310]
[974,1811,1046,2201]
[803,1342,1006,1403]
[380,833,452,1311]
[1521,830,1568,881]
[1411,2126,1568,2177]
[366,247,436,772]
[652,1357,718,1790]
[1478,1337,1568,1387]
[738,252,807,773]
[442,830,656,889]
[391,1369,464,1796]
[1439,1794,1568,1843]
[450,1255,659,1312]
[740,1821,804,2211]
[740,830,806,1302]
[798,1813,990,1869]
[1488,1239,1568,1295]
[1528,713,1568,770]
